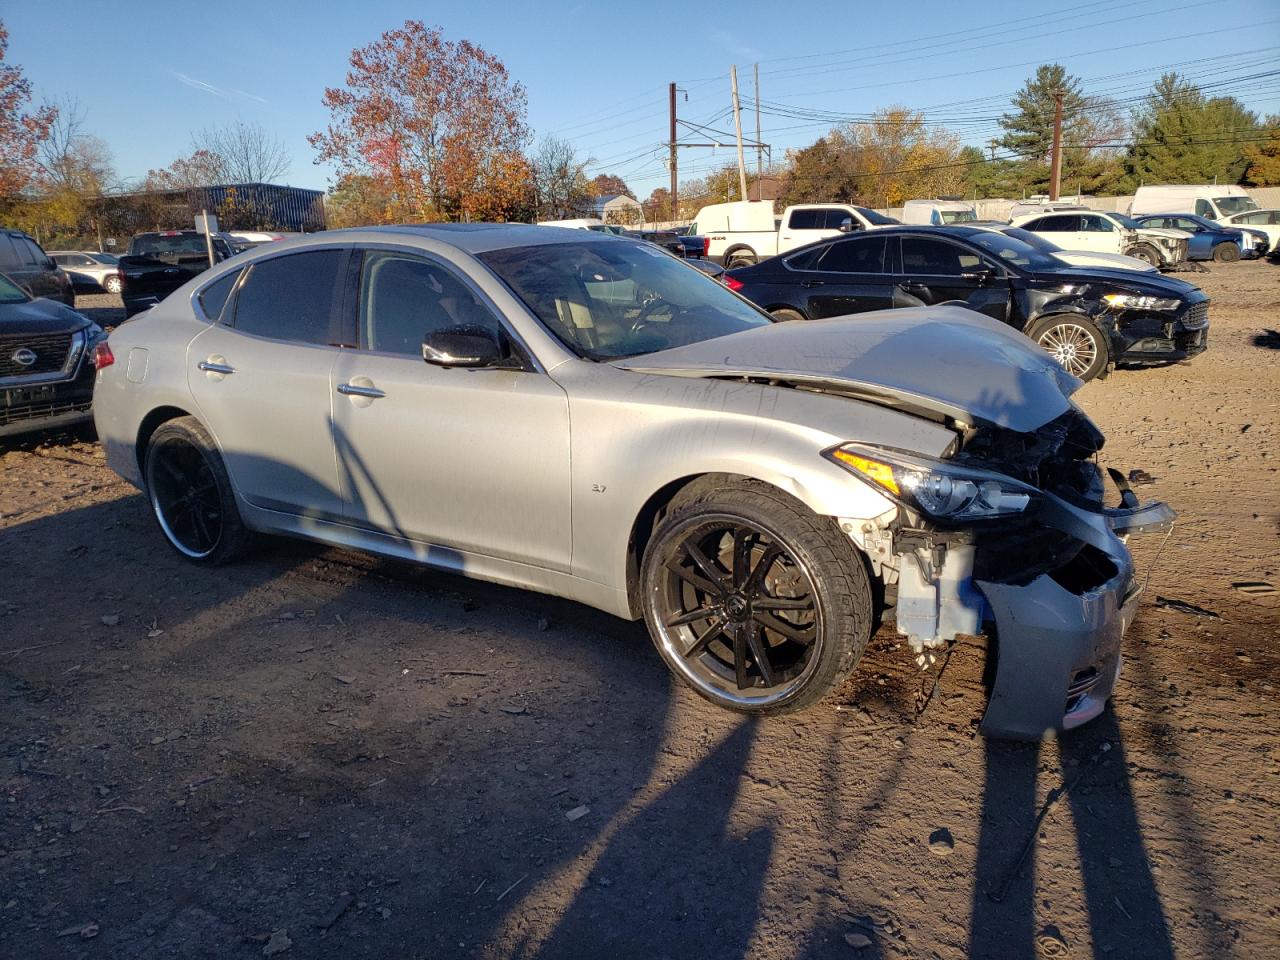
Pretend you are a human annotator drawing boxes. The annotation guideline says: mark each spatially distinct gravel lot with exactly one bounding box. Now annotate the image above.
[2,265,1278,960]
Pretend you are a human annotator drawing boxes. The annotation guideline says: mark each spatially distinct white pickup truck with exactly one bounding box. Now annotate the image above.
[690,200,899,267]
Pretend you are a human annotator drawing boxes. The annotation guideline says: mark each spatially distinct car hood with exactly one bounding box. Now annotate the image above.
[1053,250,1156,272]
[1034,265,1202,297]
[614,305,1080,433]
[0,296,90,335]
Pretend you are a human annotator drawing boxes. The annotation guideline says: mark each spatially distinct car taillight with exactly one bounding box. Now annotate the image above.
[724,275,744,292]
[92,342,115,370]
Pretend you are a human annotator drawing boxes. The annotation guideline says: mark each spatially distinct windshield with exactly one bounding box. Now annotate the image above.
[1216,195,1259,216]
[479,240,772,361]
[0,274,29,304]
[940,209,976,224]
[1112,214,1145,230]
[858,207,900,226]
[966,230,1065,271]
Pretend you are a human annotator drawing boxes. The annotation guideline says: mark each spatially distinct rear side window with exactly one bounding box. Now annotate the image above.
[232,250,346,345]
[0,236,20,269]
[198,270,241,322]
[817,236,886,274]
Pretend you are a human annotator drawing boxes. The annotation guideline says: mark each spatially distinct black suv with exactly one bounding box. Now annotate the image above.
[0,228,75,306]
[726,225,1209,381]
[0,272,106,439]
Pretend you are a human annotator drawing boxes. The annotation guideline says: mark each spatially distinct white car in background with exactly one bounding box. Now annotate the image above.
[1218,209,1280,256]
[969,223,1158,272]
[49,251,123,294]
[1010,210,1189,268]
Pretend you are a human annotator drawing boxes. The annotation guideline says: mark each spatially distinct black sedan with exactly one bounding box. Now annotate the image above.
[725,225,1209,381]
[0,272,107,438]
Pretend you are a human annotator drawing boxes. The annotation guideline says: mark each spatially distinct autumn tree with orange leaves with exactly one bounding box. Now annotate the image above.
[310,21,533,223]
[0,21,57,198]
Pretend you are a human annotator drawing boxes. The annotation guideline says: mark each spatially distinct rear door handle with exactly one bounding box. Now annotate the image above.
[800,279,825,288]
[337,383,386,399]
[197,360,235,375]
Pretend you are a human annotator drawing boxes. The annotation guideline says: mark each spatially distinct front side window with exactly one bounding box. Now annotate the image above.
[359,251,503,357]
[1194,199,1213,217]
[19,239,44,266]
[0,274,28,303]
[479,240,770,361]
[901,237,975,275]
[1082,215,1114,232]
[1036,215,1080,232]
[817,235,887,274]
[232,250,346,345]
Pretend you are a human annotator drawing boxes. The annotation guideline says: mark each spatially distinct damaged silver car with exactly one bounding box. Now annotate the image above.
[92,225,1173,740]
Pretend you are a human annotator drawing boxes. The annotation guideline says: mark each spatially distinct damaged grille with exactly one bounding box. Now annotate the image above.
[1182,302,1208,330]
[957,408,1104,501]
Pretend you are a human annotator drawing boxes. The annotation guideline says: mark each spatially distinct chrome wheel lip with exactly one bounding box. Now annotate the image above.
[647,511,824,708]
[146,441,221,560]
[1038,322,1099,378]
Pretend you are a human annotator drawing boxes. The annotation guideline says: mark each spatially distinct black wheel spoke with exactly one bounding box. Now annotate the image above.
[732,528,753,586]
[744,543,782,593]
[665,558,722,597]
[683,541,730,594]
[744,620,776,688]
[752,596,812,611]
[752,609,815,644]
[666,606,717,628]
[732,624,749,689]
[684,620,726,660]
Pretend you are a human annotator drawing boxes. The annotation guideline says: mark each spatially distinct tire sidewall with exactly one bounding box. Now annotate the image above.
[1029,313,1110,382]
[1129,244,1159,266]
[770,308,806,323]
[1213,242,1240,262]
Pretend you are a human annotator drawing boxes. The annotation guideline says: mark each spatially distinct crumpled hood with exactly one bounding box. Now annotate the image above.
[0,296,91,335]
[1134,226,1192,240]
[614,305,1081,433]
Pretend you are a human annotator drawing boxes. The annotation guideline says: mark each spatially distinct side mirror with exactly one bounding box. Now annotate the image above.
[422,326,507,368]
[961,267,998,285]
[838,217,855,233]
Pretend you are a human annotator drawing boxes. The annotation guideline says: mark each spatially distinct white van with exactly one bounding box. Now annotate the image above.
[1129,184,1259,221]
[901,199,977,225]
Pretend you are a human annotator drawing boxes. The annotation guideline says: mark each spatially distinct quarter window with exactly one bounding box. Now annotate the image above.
[198,270,241,322]
[232,250,346,345]
[359,251,503,357]
[816,236,887,273]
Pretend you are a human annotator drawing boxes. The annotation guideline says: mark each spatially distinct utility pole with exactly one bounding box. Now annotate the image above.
[730,65,748,202]
[669,82,678,224]
[1049,88,1064,201]
[753,63,762,186]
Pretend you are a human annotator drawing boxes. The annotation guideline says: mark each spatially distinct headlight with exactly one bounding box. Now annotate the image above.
[825,444,1036,523]
[1102,292,1181,311]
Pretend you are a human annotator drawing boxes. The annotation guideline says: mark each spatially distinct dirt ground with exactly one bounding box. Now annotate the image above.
[2,265,1278,960]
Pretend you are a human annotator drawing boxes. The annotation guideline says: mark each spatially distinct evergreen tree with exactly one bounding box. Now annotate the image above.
[1124,73,1259,184]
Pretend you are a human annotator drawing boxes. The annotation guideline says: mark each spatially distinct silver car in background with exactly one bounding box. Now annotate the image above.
[92,225,1173,740]
[50,250,123,294]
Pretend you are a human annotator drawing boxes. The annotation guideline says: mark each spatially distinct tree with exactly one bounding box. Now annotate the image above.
[325,173,399,227]
[643,186,672,222]
[588,173,633,199]
[0,21,57,197]
[1124,73,1260,186]
[531,135,590,220]
[193,119,290,184]
[143,149,224,191]
[309,21,532,221]
[1243,116,1280,186]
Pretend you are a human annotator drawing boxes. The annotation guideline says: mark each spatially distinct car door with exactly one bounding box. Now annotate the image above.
[329,247,571,571]
[1076,213,1121,253]
[1025,214,1084,250]
[186,247,352,521]
[789,234,893,318]
[893,235,1012,322]
[778,207,845,254]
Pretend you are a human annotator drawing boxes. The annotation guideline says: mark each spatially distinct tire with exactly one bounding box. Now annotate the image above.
[639,478,874,715]
[104,275,122,294]
[769,308,806,323]
[144,416,255,564]
[725,248,757,269]
[1127,244,1160,267]
[1028,314,1110,382]
[1212,242,1240,263]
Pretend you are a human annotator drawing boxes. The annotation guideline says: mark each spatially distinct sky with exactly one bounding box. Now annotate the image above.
[5,0,1279,200]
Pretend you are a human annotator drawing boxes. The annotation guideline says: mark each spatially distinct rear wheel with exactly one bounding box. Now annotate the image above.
[640,480,874,714]
[769,308,806,323]
[1028,314,1110,381]
[1212,242,1240,263]
[725,248,757,269]
[144,417,254,564]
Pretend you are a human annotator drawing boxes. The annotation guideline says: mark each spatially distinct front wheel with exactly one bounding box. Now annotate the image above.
[1212,242,1240,263]
[1127,244,1161,267]
[144,417,255,564]
[640,480,874,714]
[1028,315,1110,381]
[104,275,122,294]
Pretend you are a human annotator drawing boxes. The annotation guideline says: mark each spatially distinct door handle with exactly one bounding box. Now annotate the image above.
[800,279,825,288]
[899,281,927,293]
[197,360,235,375]
[337,382,386,399]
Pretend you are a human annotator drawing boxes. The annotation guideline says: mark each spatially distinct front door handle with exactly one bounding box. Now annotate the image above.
[801,279,825,288]
[337,382,386,399]
[899,281,928,293]
[197,360,235,375]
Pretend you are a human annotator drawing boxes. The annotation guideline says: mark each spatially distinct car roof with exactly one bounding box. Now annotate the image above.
[314,223,627,255]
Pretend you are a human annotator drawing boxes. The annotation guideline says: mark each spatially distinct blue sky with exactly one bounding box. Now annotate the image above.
[6,0,1279,199]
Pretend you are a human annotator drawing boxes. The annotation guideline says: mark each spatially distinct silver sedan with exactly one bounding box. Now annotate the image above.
[91,225,1173,739]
